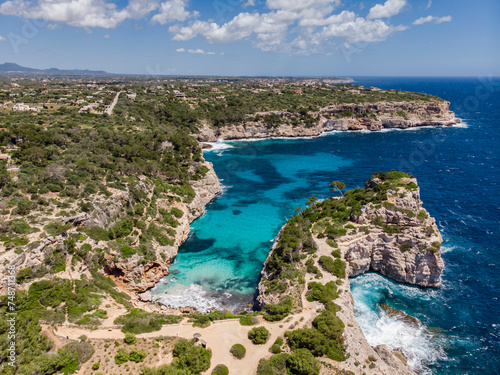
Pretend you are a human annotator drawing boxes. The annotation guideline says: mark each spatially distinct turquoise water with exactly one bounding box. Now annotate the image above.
[152,77,500,374]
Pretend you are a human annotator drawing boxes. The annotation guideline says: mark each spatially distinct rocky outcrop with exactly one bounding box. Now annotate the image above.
[344,179,444,287]
[198,101,461,141]
[257,174,443,374]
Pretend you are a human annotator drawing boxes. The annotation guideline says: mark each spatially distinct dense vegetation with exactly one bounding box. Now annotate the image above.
[141,339,211,375]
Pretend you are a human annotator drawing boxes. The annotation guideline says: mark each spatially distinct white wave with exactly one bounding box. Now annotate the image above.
[440,245,457,254]
[452,122,469,128]
[156,284,226,313]
[202,140,234,152]
[355,304,447,373]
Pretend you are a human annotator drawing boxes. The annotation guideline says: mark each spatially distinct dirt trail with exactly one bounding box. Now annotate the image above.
[55,292,319,375]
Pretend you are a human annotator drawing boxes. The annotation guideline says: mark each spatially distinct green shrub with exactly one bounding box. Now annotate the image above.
[257,353,290,375]
[171,207,184,218]
[230,343,246,359]
[307,281,339,303]
[270,337,284,354]
[192,314,211,328]
[211,364,229,375]
[248,327,270,345]
[239,315,259,326]
[115,348,129,364]
[115,309,182,334]
[172,339,211,374]
[287,348,321,375]
[318,256,346,278]
[124,333,137,345]
[92,362,100,370]
[129,349,146,363]
[263,296,293,322]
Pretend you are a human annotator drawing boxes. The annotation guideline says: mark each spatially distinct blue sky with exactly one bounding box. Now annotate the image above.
[0,0,498,76]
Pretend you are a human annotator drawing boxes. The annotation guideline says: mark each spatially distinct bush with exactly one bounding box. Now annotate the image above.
[211,364,229,375]
[171,207,184,218]
[92,362,100,370]
[172,339,212,374]
[270,338,283,354]
[287,349,321,375]
[307,281,339,303]
[115,348,129,364]
[115,309,182,334]
[318,256,346,278]
[248,327,270,345]
[192,314,211,328]
[136,338,212,374]
[129,349,147,363]
[124,333,137,345]
[331,249,341,258]
[230,343,246,359]
[239,315,259,326]
[256,353,290,375]
[263,296,293,322]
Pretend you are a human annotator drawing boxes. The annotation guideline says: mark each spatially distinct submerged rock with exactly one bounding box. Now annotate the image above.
[380,304,421,327]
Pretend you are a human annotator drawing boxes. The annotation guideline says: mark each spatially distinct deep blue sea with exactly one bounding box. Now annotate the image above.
[152,77,500,374]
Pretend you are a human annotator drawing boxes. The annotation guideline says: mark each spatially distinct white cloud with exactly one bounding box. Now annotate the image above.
[0,0,194,28]
[266,0,340,12]
[0,35,6,41]
[426,0,432,9]
[367,0,406,19]
[151,0,197,25]
[413,15,451,25]
[243,0,255,7]
[104,34,111,38]
[170,4,407,55]
[322,14,407,44]
[176,47,215,55]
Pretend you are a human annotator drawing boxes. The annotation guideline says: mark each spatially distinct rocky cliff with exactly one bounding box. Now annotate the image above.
[344,177,444,287]
[98,161,221,293]
[256,172,443,374]
[197,101,461,141]
[1,161,221,296]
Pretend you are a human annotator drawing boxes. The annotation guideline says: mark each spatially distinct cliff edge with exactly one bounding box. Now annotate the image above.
[197,101,461,141]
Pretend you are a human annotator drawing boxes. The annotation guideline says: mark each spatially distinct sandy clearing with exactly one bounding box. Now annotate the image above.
[55,309,318,375]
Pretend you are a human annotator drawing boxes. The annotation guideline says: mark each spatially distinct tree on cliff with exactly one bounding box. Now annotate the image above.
[305,197,317,207]
[329,181,346,197]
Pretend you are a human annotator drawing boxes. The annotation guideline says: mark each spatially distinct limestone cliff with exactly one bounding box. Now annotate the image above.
[2,161,221,295]
[100,161,221,293]
[344,177,444,287]
[197,101,461,141]
[256,172,443,375]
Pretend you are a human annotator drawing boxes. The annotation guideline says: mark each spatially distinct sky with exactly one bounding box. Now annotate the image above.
[0,0,498,76]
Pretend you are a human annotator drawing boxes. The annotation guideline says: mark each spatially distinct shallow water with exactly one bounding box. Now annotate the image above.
[152,77,500,373]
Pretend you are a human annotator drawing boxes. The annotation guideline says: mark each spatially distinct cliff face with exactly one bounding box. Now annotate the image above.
[103,161,221,293]
[345,180,444,287]
[4,161,221,295]
[198,101,461,141]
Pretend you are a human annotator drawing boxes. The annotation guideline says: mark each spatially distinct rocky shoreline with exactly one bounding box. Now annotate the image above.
[197,101,461,141]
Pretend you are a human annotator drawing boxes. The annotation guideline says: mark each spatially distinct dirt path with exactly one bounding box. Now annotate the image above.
[55,301,319,375]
